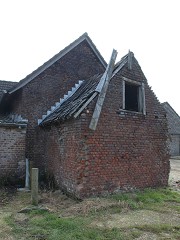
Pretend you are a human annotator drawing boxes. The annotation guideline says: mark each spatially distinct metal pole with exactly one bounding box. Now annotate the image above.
[25,158,30,189]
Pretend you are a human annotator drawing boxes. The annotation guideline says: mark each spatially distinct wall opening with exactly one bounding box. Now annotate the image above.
[122,78,146,114]
[125,83,139,112]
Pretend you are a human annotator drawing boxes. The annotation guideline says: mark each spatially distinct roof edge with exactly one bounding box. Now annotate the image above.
[162,102,180,119]
[0,122,27,128]
[9,33,107,94]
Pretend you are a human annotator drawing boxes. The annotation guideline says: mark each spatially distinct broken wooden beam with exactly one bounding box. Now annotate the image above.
[89,49,118,130]
[128,50,133,70]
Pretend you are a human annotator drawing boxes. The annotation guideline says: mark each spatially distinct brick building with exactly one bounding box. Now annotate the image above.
[0,80,27,184]
[0,33,170,197]
[0,115,27,184]
[162,102,180,156]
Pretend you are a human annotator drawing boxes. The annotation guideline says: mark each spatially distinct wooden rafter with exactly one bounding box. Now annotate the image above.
[89,49,118,130]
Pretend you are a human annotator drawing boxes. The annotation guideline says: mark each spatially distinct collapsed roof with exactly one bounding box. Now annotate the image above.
[39,52,130,126]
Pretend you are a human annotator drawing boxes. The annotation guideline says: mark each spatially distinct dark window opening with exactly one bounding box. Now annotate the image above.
[125,83,139,112]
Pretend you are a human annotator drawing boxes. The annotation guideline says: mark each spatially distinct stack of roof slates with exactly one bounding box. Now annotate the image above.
[41,74,102,125]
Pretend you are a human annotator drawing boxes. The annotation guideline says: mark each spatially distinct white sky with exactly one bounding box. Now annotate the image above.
[0,0,179,115]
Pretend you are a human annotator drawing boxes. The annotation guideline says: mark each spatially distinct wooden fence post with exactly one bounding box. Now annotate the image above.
[31,168,39,206]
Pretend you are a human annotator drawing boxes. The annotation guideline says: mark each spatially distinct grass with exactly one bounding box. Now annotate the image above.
[110,188,180,209]
[7,211,125,240]
[3,188,180,240]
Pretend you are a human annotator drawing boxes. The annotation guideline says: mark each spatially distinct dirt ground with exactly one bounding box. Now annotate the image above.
[169,157,180,190]
[169,157,180,180]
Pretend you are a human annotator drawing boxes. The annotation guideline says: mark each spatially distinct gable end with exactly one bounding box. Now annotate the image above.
[9,33,107,94]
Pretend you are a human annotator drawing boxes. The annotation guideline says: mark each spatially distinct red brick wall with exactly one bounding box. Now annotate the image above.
[39,60,170,198]
[3,45,169,197]
[75,62,169,198]
[0,125,26,185]
[7,40,105,163]
[35,119,82,194]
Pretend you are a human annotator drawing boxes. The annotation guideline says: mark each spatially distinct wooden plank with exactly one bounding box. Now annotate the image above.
[138,85,143,112]
[122,80,125,109]
[95,72,107,92]
[128,51,132,70]
[122,76,141,85]
[142,82,146,115]
[89,49,118,130]
[74,92,98,118]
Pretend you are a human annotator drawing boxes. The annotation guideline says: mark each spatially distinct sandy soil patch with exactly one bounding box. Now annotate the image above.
[169,158,180,181]
[92,209,180,229]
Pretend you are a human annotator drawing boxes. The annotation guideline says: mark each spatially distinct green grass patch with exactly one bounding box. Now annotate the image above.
[135,188,180,203]
[110,188,180,209]
[4,188,180,240]
[6,211,125,240]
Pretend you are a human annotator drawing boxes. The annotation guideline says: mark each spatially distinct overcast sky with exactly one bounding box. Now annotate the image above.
[0,0,179,115]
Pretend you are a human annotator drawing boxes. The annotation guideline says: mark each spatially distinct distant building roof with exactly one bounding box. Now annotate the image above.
[0,113,28,127]
[0,80,17,101]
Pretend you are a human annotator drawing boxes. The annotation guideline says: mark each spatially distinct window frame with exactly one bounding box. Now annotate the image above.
[122,77,146,115]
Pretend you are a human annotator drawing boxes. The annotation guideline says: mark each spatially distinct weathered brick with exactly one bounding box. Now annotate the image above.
[1,38,170,198]
[0,126,26,184]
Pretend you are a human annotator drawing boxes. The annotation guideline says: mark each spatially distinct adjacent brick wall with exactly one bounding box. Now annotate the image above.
[39,61,170,198]
[162,103,180,156]
[0,125,26,185]
[169,135,180,156]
